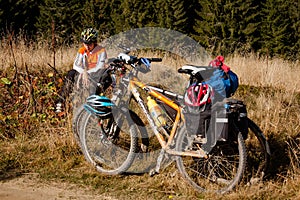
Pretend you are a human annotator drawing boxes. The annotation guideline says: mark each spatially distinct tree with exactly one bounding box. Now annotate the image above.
[290,0,300,58]
[156,0,189,34]
[35,0,83,45]
[81,0,121,37]
[0,0,40,37]
[193,0,262,56]
[260,0,292,58]
[111,0,156,33]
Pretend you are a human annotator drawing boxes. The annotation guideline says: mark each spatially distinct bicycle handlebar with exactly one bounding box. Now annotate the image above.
[147,58,162,62]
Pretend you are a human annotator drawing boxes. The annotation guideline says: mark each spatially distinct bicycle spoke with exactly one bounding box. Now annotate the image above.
[176,128,246,194]
[80,112,138,175]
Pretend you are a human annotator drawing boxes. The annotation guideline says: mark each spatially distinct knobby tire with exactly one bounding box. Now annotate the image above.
[175,127,247,194]
[79,111,138,175]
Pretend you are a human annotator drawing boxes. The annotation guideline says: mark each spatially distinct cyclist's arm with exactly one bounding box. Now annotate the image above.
[73,51,85,74]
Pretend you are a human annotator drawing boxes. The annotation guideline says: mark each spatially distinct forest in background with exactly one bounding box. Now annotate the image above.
[0,0,299,59]
[1,1,300,198]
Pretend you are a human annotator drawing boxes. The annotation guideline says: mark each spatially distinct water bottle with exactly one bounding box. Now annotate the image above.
[147,96,166,127]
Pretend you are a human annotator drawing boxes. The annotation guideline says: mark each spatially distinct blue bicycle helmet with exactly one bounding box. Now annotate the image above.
[84,95,115,118]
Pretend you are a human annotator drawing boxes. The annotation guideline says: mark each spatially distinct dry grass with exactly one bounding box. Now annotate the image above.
[1,37,300,199]
[0,35,76,72]
[229,54,300,91]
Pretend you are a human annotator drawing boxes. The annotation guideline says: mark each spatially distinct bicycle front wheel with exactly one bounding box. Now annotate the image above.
[72,105,87,146]
[79,110,138,175]
[175,127,247,194]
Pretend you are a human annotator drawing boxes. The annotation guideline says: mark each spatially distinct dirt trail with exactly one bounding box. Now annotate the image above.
[0,174,117,200]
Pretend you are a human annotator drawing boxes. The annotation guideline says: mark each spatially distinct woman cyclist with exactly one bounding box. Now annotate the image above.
[56,28,113,113]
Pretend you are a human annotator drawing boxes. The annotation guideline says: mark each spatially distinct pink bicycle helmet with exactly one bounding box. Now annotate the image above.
[184,83,212,107]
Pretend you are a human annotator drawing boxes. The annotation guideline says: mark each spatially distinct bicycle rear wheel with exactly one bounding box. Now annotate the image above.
[245,118,271,181]
[175,127,247,194]
[79,110,138,175]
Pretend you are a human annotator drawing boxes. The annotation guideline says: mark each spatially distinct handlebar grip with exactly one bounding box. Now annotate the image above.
[177,68,186,73]
[149,58,162,62]
[107,57,117,63]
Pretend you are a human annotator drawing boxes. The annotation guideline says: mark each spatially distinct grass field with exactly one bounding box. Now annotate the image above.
[1,37,300,199]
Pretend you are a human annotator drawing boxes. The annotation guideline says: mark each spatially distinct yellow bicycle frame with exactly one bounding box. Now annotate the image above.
[129,76,207,158]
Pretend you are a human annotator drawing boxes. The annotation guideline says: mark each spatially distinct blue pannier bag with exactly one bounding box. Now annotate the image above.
[206,69,239,98]
[224,70,239,97]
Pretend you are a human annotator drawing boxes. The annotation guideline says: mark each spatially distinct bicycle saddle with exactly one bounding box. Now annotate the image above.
[178,65,212,75]
[178,65,216,81]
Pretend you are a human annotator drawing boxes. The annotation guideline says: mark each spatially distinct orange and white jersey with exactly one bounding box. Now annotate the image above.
[73,45,107,74]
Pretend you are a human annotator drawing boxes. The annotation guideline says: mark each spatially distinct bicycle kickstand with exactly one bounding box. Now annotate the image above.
[149,148,165,177]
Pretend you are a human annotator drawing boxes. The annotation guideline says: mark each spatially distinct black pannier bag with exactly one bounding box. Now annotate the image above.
[183,104,212,138]
[183,82,213,139]
[212,105,229,142]
[183,103,229,148]
[212,99,248,142]
[226,100,249,140]
[183,98,249,146]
